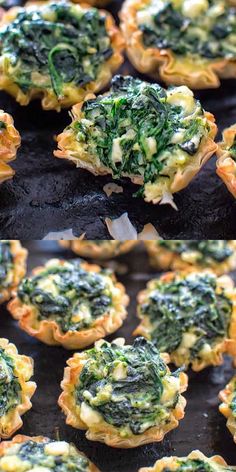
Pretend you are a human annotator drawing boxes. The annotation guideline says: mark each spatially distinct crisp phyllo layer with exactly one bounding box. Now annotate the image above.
[60,240,137,259]
[0,1,124,111]
[216,124,236,198]
[145,240,236,274]
[8,258,129,349]
[59,336,188,448]
[219,375,236,443]
[0,240,27,304]
[55,75,217,204]
[0,110,21,183]
[139,450,235,472]
[135,271,236,371]
[0,435,100,471]
[121,0,236,89]
[0,339,36,439]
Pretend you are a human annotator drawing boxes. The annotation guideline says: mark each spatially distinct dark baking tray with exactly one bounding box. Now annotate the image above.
[0,0,236,239]
[0,240,235,471]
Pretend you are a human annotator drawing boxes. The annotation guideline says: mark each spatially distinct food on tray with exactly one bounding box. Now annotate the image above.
[145,240,236,274]
[0,434,100,471]
[0,339,36,439]
[135,271,236,371]
[60,240,137,259]
[58,336,188,448]
[0,240,27,304]
[8,258,129,349]
[0,1,124,110]
[55,75,217,204]
[216,123,236,198]
[0,110,21,183]
[138,450,236,472]
[121,0,236,89]
[219,375,236,443]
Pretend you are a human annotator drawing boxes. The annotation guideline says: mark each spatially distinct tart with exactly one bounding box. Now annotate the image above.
[139,450,235,472]
[8,258,129,349]
[0,0,124,111]
[58,336,188,448]
[219,375,236,442]
[216,123,236,198]
[121,0,236,89]
[55,75,217,205]
[0,434,100,471]
[0,110,21,183]
[135,271,236,371]
[145,240,236,274]
[0,338,36,439]
[0,240,27,304]
[60,240,137,259]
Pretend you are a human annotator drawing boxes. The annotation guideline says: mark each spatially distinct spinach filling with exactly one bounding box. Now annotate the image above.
[0,1,113,97]
[159,240,233,264]
[229,138,236,161]
[0,241,13,292]
[139,0,236,60]
[163,459,224,472]
[9,440,89,471]
[76,337,182,435]
[72,75,207,194]
[0,121,6,131]
[17,260,113,333]
[139,273,232,356]
[0,348,21,417]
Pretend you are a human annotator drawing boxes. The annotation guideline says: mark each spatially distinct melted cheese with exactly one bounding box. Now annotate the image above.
[182,0,209,18]
[44,441,70,456]
[80,402,102,426]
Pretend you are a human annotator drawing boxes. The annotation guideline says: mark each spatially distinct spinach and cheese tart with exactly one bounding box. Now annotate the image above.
[0,110,21,183]
[8,258,129,349]
[135,271,236,371]
[216,124,236,198]
[0,240,27,304]
[139,450,236,472]
[0,435,100,472]
[0,1,124,111]
[121,0,236,89]
[60,240,137,259]
[55,75,217,205]
[59,336,188,448]
[0,339,36,439]
[219,375,236,442]
[145,240,236,275]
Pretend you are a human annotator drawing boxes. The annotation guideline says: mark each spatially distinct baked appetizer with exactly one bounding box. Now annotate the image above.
[8,258,129,349]
[0,338,36,439]
[0,240,27,304]
[135,271,236,371]
[145,240,236,274]
[139,450,236,472]
[0,110,21,183]
[219,375,236,442]
[60,240,137,259]
[216,124,236,198]
[58,336,188,448]
[55,75,217,204]
[0,435,100,471]
[0,1,124,111]
[121,0,236,89]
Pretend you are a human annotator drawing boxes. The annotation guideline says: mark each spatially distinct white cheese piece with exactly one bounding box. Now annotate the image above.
[167,86,195,115]
[181,332,197,348]
[44,441,70,456]
[112,337,125,346]
[199,343,212,356]
[161,376,180,403]
[0,456,28,472]
[182,0,209,18]
[113,362,127,380]
[111,138,123,163]
[37,275,59,296]
[146,137,157,157]
[80,402,102,426]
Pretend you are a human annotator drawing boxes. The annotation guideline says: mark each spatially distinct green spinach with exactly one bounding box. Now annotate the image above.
[159,240,233,264]
[0,348,21,417]
[0,241,13,293]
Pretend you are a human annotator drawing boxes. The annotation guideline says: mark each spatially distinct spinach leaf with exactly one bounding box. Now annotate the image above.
[0,348,21,416]
[0,241,13,294]
[139,273,232,356]
[76,337,182,435]
[17,259,113,333]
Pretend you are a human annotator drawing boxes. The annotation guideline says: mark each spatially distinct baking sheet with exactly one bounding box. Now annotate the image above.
[0,240,235,471]
[0,0,236,239]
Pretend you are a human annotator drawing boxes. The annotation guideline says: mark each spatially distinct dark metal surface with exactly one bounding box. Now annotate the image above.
[0,0,235,238]
[0,241,235,471]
